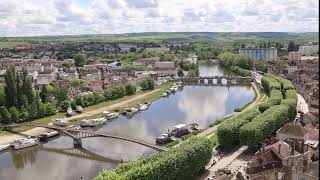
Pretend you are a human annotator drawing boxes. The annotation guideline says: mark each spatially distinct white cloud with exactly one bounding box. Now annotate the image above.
[0,0,318,36]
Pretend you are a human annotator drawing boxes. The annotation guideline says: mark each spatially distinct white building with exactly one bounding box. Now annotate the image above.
[298,45,319,56]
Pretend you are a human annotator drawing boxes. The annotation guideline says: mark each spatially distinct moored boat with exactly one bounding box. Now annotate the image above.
[75,106,83,113]
[105,112,120,120]
[138,104,148,111]
[0,144,10,152]
[162,92,168,97]
[66,107,73,116]
[53,119,67,126]
[68,124,81,130]
[12,138,39,150]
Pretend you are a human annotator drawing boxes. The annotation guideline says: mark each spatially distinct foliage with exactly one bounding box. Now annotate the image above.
[0,106,11,124]
[217,107,261,148]
[140,78,155,90]
[239,105,289,147]
[178,69,184,77]
[95,137,212,180]
[125,83,136,95]
[60,100,71,112]
[230,66,251,77]
[255,63,268,73]
[74,53,87,67]
[218,52,253,70]
[261,75,281,95]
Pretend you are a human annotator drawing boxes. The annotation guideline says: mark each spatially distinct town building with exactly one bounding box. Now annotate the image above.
[153,61,177,77]
[239,48,278,61]
[133,57,160,67]
[288,52,301,61]
[298,45,319,56]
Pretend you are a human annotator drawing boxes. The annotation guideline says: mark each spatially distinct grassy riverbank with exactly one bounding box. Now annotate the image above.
[0,82,174,135]
[233,83,259,112]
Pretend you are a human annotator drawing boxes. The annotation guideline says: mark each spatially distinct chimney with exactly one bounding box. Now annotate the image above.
[278,143,281,153]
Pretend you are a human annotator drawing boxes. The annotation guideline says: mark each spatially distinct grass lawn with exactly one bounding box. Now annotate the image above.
[0,41,30,48]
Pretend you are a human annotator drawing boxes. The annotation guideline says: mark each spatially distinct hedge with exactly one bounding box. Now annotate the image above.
[218,73,297,148]
[258,89,282,113]
[239,105,289,147]
[217,107,261,148]
[230,66,251,77]
[94,137,212,180]
[261,76,281,95]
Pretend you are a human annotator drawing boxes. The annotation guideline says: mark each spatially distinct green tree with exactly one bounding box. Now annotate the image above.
[74,53,87,67]
[4,65,17,107]
[9,107,19,123]
[178,69,184,77]
[53,85,68,103]
[288,41,296,52]
[125,83,136,95]
[45,103,56,116]
[0,106,12,124]
[60,100,71,112]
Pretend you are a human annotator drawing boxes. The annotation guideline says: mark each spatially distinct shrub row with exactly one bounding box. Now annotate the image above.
[95,137,212,180]
[217,107,261,148]
[230,66,251,77]
[239,105,289,147]
[258,89,283,113]
[218,73,297,148]
[261,75,281,95]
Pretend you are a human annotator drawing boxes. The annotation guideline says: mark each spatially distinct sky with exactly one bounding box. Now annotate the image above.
[0,0,319,37]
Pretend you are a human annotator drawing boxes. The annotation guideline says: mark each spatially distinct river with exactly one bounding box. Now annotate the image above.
[0,64,254,180]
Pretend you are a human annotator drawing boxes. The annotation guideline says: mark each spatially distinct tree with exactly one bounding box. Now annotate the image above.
[57,55,64,61]
[0,106,11,124]
[178,69,184,77]
[288,41,296,52]
[4,65,17,107]
[125,83,136,95]
[45,103,56,116]
[53,84,68,103]
[9,107,19,123]
[140,78,154,90]
[60,100,71,112]
[74,53,87,67]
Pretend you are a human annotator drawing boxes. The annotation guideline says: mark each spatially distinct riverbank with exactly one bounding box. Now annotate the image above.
[0,83,173,145]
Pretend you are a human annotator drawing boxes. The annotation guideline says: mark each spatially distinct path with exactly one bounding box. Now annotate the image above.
[297,93,309,114]
[200,146,248,179]
[0,89,161,145]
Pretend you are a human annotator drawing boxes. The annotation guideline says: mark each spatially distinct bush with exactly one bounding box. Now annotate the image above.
[125,83,136,95]
[140,78,155,90]
[95,137,212,180]
[217,107,261,148]
[261,76,281,95]
[60,100,70,112]
[230,66,251,77]
[239,105,289,147]
[255,63,268,73]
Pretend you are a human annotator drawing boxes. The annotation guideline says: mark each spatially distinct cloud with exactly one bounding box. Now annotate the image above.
[0,0,318,36]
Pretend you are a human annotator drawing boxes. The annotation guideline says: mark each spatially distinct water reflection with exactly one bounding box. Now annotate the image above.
[11,146,38,170]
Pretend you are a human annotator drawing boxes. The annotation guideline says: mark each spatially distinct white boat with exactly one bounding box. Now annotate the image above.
[53,119,67,126]
[75,106,83,113]
[138,104,148,111]
[165,90,171,95]
[13,138,39,150]
[144,101,151,106]
[80,119,91,127]
[162,92,168,97]
[0,144,10,152]
[124,107,138,115]
[80,118,107,127]
[68,124,81,130]
[105,112,119,120]
[67,107,73,116]
[44,130,59,138]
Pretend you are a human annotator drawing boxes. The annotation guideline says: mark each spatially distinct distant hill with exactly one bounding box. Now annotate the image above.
[1,32,318,46]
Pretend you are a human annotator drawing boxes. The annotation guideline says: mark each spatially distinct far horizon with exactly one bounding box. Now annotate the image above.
[0,0,319,37]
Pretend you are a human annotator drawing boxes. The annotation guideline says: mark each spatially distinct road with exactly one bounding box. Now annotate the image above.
[297,93,309,113]
[0,89,161,145]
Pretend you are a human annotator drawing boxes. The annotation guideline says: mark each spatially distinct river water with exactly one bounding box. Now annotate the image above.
[0,64,254,180]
